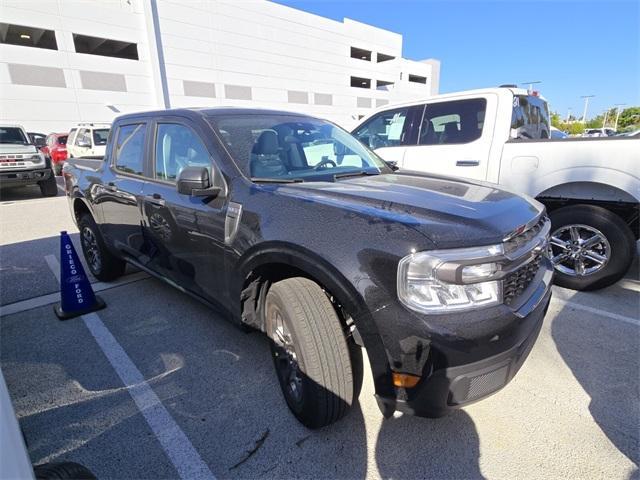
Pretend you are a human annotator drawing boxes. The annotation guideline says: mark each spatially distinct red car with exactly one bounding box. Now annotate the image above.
[41,133,69,175]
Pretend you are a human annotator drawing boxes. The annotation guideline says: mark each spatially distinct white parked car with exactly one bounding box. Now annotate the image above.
[67,123,110,158]
[353,87,639,291]
[582,128,616,137]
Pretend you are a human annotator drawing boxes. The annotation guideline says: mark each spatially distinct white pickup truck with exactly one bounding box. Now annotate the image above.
[353,87,639,290]
[0,124,58,197]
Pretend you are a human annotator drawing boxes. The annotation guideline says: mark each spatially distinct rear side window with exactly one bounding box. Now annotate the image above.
[353,107,411,149]
[418,99,486,145]
[510,95,550,139]
[154,123,210,182]
[75,128,89,146]
[114,124,146,175]
[93,129,109,146]
[58,135,68,145]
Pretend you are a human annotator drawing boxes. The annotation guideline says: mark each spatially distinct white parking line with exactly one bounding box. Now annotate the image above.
[45,254,61,282]
[552,297,640,327]
[43,256,216,480]
[83,313,216,480]
[0,271,148,317]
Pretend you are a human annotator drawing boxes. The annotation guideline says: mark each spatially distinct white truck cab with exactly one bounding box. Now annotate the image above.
[353,87,639,291]
[67,123,110,158]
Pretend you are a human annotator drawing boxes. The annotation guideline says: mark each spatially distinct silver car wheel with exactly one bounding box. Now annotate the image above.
[547,224,610,277]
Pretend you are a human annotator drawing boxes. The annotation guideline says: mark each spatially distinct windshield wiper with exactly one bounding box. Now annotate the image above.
[333,171,380,180]
[251,177,304,183]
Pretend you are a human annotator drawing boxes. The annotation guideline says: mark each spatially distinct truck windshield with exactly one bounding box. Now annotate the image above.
[510,95,550,139]
[0,127,28,145]
[208,114,391,182]
[92,129,109,146]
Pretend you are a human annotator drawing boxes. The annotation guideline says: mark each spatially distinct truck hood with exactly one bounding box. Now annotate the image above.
[278,173,543,248]
[0,144,37,155]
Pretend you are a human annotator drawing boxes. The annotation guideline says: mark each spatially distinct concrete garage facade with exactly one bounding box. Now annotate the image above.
[0,0,440,132]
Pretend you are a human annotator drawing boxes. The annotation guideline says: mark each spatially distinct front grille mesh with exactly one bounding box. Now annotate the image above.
[504,215,548,256]
[503,255,542,306]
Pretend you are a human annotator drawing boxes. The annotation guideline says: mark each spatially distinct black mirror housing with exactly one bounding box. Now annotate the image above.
[177,166,220,197]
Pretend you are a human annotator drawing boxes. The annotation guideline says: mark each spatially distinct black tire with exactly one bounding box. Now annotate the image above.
[78,213,126,281]
[34,461,96,480]
[266,277,358,428]
[548,205,636,290]
[39,173,58,197]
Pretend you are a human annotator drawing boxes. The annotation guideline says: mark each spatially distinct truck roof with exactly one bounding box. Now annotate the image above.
[114,107,311,124]
[364,87,545,112]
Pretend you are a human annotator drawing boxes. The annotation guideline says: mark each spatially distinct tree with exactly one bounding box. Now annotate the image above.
[550,111,562,128]
[617,107,640,130]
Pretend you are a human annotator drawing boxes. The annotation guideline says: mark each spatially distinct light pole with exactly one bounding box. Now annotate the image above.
[520,80,542,92]
[580,95,595,123]
[614,104,626,131]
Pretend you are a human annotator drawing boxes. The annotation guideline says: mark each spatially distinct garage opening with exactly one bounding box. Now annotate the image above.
[376,52,395,63]
[350,47,371,61]
[0,23,57,50]
[376,80,394,90]
[350,76,371,89]
[73,33,139,60]
[409,74,427,84]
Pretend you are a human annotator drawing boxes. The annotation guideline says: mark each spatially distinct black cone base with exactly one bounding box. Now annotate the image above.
[54,296,106,321]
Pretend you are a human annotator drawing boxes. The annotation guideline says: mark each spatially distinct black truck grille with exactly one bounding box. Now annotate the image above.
[503,255,542,306]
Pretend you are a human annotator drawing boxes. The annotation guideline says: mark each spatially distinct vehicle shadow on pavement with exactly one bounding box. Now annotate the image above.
[374,411,484,479]
[551,260,639,473]
[0,178,64,202]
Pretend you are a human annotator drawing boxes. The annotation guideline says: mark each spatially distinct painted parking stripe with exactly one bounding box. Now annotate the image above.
[552,297,640,327]
[82,312,216,480]
[43,256,216,480]
[0,272,148,317]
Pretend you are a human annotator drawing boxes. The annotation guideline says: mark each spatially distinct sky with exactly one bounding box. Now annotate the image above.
[273,0,640,120]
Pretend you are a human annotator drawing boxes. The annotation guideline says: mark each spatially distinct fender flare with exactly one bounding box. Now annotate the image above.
[234,241,395,398]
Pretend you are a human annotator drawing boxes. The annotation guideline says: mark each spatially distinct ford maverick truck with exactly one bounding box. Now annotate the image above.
[64,108,552,428]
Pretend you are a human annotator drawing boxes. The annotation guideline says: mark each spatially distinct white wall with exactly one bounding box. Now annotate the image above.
[0,0,438,133]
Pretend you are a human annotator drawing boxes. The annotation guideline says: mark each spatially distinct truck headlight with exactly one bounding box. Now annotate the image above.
[29,153,44,163]
[397,245,504,314]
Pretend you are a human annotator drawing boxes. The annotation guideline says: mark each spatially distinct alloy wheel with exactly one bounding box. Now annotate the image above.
[81,226,102,274]
[270,309,303,405]
[547,224,610,277]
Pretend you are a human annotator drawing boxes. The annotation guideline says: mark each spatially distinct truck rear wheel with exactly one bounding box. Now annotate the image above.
[78,213,126,282]
[547,205,635,290]
[38,173,58,197]
[265,277,358,428]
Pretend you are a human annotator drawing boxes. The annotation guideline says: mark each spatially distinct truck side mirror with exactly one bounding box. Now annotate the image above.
[177,166,220,197]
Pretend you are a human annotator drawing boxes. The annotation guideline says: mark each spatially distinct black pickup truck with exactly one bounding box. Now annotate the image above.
[64,108,553,428]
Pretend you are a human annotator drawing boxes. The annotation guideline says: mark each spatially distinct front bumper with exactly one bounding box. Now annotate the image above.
[0,168,52,187]
[373,257,553,418]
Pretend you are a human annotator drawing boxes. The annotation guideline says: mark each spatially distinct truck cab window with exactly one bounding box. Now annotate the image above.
[352,107,410,149]
[418,99,487,145]
[114,124,146,175]
[154,124,210,182]
[510,95,550,139]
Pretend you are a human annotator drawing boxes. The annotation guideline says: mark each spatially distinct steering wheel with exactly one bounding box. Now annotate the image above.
[314,158,337,170]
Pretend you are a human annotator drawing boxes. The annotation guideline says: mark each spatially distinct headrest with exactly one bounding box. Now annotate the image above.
[253,130,279,155]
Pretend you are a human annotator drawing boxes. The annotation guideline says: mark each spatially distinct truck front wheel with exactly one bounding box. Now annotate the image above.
[547,205,635,290]
[265,277,360,428]
[38,173,58,197]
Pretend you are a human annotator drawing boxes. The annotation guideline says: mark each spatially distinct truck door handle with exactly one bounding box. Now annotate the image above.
[146,193,165,207]
[456,160,480,166]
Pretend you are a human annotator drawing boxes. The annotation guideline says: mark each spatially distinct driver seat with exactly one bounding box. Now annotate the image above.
[250,130,288,178]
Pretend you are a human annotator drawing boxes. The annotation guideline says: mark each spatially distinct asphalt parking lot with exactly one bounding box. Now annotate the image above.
[1,178,638,480]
